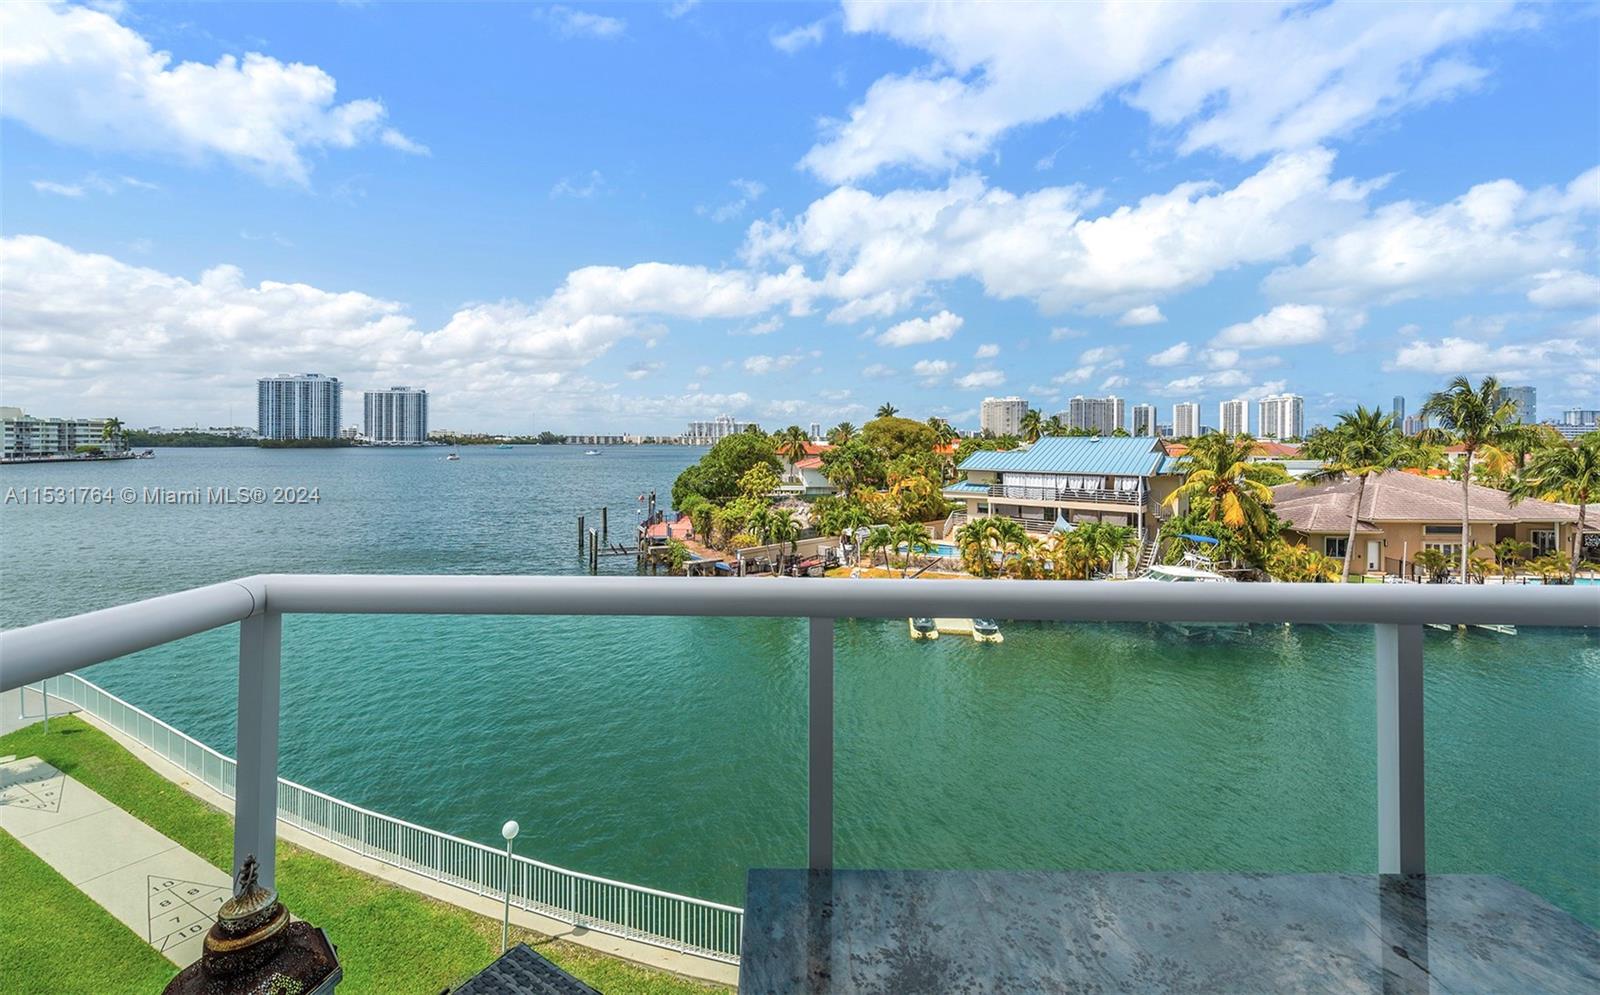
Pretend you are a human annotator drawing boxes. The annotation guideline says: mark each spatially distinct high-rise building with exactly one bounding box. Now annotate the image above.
[1257,393,1305,440]
[1392,395,1406,426]
[1494,385,1536,424]
[980,396,1029,437]
[1064,395,1124,435]
[1172,402,1200,439]
[809,421,822,440]
[1562,408,1599,427]
[2,409,125,459]
[363,387,429,444]
[1218,399,1248,436]
[1403,414,1429,436]
[1155,422,1174,438]
[1130,403,1157,437]
[683,414,755,444]
[258,373,342,440]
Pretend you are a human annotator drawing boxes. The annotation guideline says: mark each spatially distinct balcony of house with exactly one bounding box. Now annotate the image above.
[2,576,1597,994]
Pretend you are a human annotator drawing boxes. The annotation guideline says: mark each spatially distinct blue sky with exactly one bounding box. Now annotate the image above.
[2,1,1597,434]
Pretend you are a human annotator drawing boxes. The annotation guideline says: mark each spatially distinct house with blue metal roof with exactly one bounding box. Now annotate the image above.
[942,436,1186,544]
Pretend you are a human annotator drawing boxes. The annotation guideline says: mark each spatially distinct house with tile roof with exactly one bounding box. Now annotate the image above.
[777,441,836,496]
[943,436,1184,540]
[1272,470,1583,574]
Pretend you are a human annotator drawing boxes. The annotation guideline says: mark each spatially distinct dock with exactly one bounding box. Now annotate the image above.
[908,618,1003,643]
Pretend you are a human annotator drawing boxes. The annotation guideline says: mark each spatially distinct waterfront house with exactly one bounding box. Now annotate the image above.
[777,442,837,497]
[942,436,1183,542]
[1272,470,1583,574]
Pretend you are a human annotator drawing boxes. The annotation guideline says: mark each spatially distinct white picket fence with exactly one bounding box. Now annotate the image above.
[40,672,743,963]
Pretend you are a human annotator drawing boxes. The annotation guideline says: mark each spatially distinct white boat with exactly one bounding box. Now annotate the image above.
[585,449,602,456]
[445,451,461,461]
[971,618,1004,643]
[908,617,939,640]
[1133,563,1234,583]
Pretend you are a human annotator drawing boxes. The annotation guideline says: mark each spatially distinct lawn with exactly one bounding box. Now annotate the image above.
[0,716,727,995]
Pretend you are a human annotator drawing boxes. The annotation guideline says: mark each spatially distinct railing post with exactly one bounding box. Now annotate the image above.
[1376,623,1425,875]
[235,611,282,891]
[808,616,835,870]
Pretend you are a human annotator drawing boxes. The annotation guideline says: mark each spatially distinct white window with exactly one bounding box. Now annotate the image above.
[1325,537,1348,558]
[1423,541,1462,560]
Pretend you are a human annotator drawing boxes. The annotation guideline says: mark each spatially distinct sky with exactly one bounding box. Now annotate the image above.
[1,0,1597,435]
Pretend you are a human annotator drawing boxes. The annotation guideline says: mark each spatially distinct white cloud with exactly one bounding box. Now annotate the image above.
[0,3,421,185]
[743,353,805,375]
[1527,269,1600,310]
[1100,374,1129,390]
[550,170,606,199]
[804,2,1521,182]
[1116,305,1165,326]
[33,172,158,198]
[974,343,1000,359]
[876,309,963,347]
[1157,370,1252,393]
[1202,348,1240,370]
[771,19,827,54]
[699,178,766,223]
[1049,327,1087,340]
[1265,168,1595,306]
[624,360,663,380]
[665,0,700,18]
[733,315,784,337]
[1147,342,1191,367]
[954,369,1005,389]
[31,180,83,197]
[1076,346,1122,366]
[861,363,897,379]
[912,359,952,384]
[380,128,430,156]
[748,148,1376,317]
[544,5,626,39]
[1388,336,1598,378]
[1212,304,1329,349]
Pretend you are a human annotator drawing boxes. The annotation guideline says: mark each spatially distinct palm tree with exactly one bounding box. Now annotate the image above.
[827,421,857,447]
[746,507,773,545]
[1301,405,1399,582]
[1413,547,1452,584]
[1421,376,1517,579]
[1508,431,1599,580]
[775,425,811,475]
[1020,408,1044,443]
[1161,433,1277,549]
[1043,414,1067,437]
[954,519,999,577]
[862,525,894,569]
[767,509,800,574]
[889,521,935,577]
[1492,538,1533,581]
[876,403,899,419]
[101,417,124,449]
[987,516,1032,575]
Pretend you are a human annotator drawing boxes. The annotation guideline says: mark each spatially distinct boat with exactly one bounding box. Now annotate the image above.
[1136,563,1233,582]
[445,451,461,461]
[585,449,602,456]
[972,618,1003,643]
[495,443,513,449]
[909,617,939,640]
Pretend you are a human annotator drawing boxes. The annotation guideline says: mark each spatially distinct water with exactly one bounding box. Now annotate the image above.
[2,448,1596,925]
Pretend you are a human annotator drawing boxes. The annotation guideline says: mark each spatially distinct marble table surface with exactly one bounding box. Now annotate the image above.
[739,870,1599,994]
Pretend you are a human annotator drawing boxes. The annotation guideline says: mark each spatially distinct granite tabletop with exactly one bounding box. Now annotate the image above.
[739,869,1600,994]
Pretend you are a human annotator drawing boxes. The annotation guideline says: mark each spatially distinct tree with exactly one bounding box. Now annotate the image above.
[860,415,937,460]
[1492,538,1533,581]
[671,431,780,507]
[890,471,950,523]
[767,509,800,574]
[876,403,899,418]
[1020,408,1044,443]
[926,416,957,449]
[862,525,894,569]
[990,517,1034,577]
[1266,541,1342,582]
[1421,376,1517,579]
[889,521,935,577]
[746,507,773,545]
[738,462,782,500]
[101,417,124,449]
[1043,415,1067,437]
[679,494,716,544]
[775,425,812,466]
[1413,547,1452,584]
[1300,405,1399,582]
[1162,433,1277,548]
[827,421,857,446]
[665,539,692,575]
[819,438,883,497]
[1508,430,1599,580]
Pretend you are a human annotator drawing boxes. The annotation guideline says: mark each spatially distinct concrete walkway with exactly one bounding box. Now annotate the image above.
[0,685,81,737]
[0,756,231,967]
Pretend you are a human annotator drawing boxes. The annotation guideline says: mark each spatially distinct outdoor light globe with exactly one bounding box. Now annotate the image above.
[502,820,520,841]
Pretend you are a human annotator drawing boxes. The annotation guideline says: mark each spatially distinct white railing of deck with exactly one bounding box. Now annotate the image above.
[2,574,1597,967]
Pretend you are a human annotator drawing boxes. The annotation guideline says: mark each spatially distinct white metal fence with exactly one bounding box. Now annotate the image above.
[40,671,744,963]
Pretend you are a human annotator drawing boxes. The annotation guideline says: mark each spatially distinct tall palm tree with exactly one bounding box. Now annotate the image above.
[767,508,800,574]
[1161,433,1277,547]
[775,425,811,472]
[746,507,773,545]
[862,525,894,569]
[1301,405,1399,582]
[1043,414,1067,437]
[1421,376,1517,578]
[1020,408,1044,444]
[1508,431,1599,580]
[101,417,124,450]
[827,421,857,447]
[876,403,899,419]
[954,519,999,577]
[889,521,935,577]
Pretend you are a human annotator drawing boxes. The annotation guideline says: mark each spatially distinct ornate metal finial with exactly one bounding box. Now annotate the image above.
[235,855,259,897]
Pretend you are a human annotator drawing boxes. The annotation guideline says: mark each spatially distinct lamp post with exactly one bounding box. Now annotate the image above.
[500,820,519,953]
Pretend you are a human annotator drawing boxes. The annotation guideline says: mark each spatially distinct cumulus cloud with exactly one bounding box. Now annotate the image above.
[748,148,1376,317]
[543,5,626,39]
[1388,336,1598,378]
[1527,269,1600,310]
[1147,342,1191,367]
[974,343,1000,359]
[1116,305,1165,326]
[804,2,1521,182]
[771,19,827,53]
[954,369,1005,389]
[1212,304,1329,349]
[0,3,423,185]
[742,353,804,375]
[876,309,963,347]
[912,359,952,384]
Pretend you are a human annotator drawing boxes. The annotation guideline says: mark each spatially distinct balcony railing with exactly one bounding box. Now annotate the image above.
[988,483,1142,504]
[1,575,1595,968]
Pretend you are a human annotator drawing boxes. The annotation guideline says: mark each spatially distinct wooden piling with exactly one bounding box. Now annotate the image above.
[602,506,608,543]
[578,515,585,555]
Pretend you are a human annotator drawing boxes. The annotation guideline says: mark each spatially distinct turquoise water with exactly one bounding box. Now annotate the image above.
[2,448,1596,925]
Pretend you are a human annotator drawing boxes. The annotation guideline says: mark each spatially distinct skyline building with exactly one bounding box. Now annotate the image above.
[1172,402,1199,438]
[363,386,429,445]
[1494,384,1536,423]
[1131,403,1157,437]
[257,373,342,440]
[980,396,1029,437]
[683,414,755,444]
[1064,395,1124,435]
[809,421,822,440]
[1258,393,1305,440]
[1218,398,1248,436]
[1392,395,1406,426]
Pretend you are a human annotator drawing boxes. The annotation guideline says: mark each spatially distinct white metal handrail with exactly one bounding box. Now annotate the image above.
[2,575,1596,968]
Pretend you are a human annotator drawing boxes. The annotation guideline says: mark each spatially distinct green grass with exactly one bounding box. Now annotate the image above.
[0,831,177,994]
[0,717,728,995]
